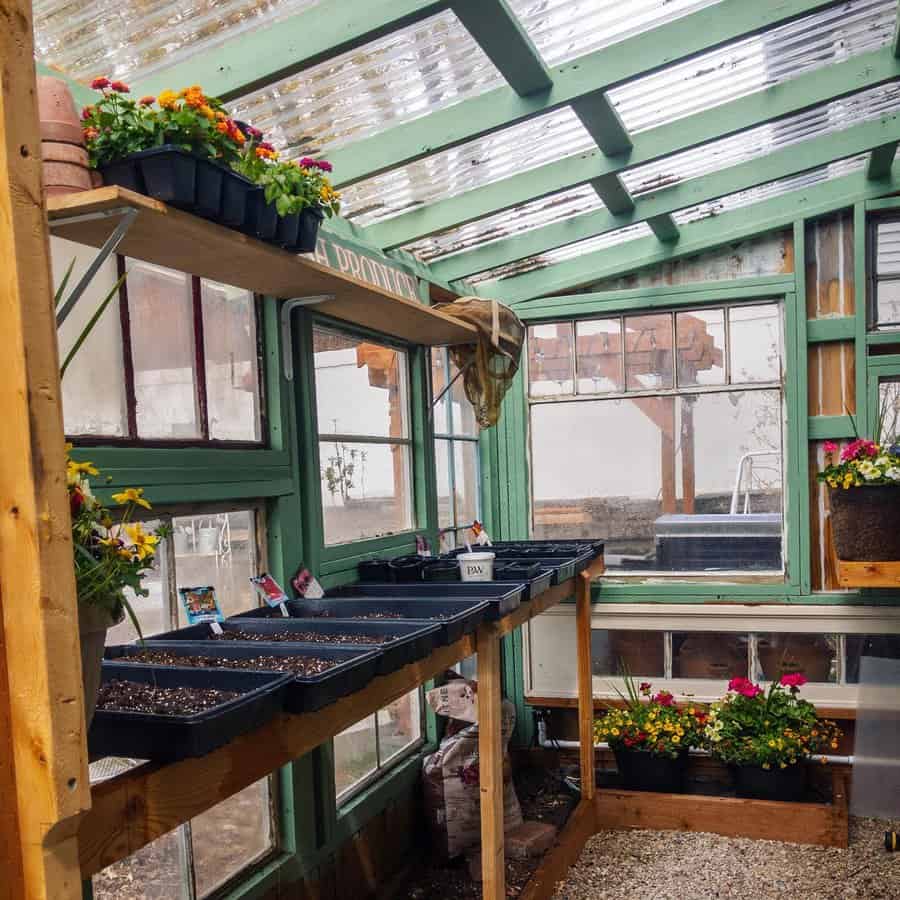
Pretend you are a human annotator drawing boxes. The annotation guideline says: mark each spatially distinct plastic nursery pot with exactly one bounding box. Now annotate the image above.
[193,157,225,219]
[274,211,301,249]
[219,170,255,229]
[421,560,461,582]
[294,207,324,253]
[97,157,144,194]
[614,747,689,793]
[828,485,900,561]
[357,559,393,582]
[242,188,279,241]
[457,551,495,582]
[732,761,807,802]
[137,145,198,210]
[388,555,425,583]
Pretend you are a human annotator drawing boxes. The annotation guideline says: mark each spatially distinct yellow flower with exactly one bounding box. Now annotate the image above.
[68,459,98,477]
[112,487,151,509]
[199,104,216,121]
[762,763,771,770]
[672,735,680,743]
[611,728,620,737]
[768,739,776,748]
[158,89,178,110]
[124,523,159,560]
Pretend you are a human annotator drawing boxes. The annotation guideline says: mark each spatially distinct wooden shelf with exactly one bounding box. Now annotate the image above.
[825,516,900,588]
[46,187,477,347]
[77,560,604,881]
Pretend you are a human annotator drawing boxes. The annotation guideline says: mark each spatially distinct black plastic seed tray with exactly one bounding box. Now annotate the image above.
[147,619,441,677]
[105,642,381,714]
[229,597,490,646]
[493,556,577,583]
[328,582,524,621]
[88,661,292,761]
[419,561,553,602]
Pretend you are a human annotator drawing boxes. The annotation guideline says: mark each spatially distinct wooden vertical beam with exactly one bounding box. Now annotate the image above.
[0,2,90,898]
[575,570,596,801]
[477,628,505,900]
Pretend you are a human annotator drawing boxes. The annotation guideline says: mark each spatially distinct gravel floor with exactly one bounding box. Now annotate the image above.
[553,817,899,899]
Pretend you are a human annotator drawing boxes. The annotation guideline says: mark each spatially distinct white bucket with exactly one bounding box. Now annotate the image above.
[458,551,495,582]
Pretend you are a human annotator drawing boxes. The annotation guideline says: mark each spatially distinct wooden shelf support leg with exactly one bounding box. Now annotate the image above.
[576,571,596,801]
[477,627,506,900]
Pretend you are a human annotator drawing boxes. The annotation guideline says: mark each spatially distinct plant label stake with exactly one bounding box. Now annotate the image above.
[292,565,324,599]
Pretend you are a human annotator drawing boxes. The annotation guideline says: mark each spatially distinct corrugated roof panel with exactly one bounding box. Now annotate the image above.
[622,81,900,196]
[229,10,503,159]
[608,0,897,133]
[510,0,723,66]
[402,185,603,262]
[467,222,654,285]
[340,108,594,226]
[33,0,322,84]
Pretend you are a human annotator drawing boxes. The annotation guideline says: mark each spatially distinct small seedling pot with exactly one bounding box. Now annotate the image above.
[389,556,425,583]
[220,170,255,229]
[457,551,495,582]
[138,145,198,209]
[294,207,324,253]
[193,158,225,220]
[242,188,279,241]
[97,157,145,194]
[275,211,301,249]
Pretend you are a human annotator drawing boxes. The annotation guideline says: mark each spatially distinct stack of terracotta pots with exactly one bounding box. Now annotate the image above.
[38,75,94,196]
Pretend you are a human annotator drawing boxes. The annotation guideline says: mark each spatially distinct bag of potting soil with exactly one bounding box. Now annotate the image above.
[426,677,478,724]
[422,697,523,858]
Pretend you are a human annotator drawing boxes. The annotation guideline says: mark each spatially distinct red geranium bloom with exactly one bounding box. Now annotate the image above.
[639,681,652,694]
[728,677,763,698]
[314,159,333,172]
[90,76,110,90]
[109,80,130,93]
[139,95,155,106]
[779,672,807,689]
[653,690,675,707]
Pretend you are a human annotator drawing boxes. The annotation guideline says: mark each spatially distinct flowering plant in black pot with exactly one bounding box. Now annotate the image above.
[594,675,708,793]
[703,675,843,801]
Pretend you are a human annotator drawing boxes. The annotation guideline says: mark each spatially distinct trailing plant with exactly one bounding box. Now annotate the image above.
[593,675,708,759]
[703,675,843,769]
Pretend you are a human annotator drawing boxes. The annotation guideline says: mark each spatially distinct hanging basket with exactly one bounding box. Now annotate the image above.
[829,485,900,561]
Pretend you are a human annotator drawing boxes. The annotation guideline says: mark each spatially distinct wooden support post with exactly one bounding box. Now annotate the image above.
[576,570,596,801]
[477,628,505,900]
[0,2,91,897]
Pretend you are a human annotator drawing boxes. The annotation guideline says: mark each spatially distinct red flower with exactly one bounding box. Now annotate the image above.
[90,76,110,90]
[139,95,155,106]
[69,488,84,517]
[298,156,315,168]
[823,440,838,455]
[80,105,95,120]
[840,439,878,462]
[780,672,807,690]
[653,690,675,707]
[109,80,130,93]
[728,677,763,698]
[639,682,652,694]
[246,125,263,139]
[314,159,333,172]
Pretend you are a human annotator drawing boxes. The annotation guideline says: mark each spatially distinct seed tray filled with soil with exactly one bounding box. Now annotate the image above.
[105,642,381,713]
[88,662,292,761]
[328,582,525,620]
[147,619,441,677]
[230,597,491,645]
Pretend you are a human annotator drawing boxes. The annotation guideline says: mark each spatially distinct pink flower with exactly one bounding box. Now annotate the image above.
[246,125,263,139]
[109,80,130,93]
[314,159,333,172]
[840,439,878,462]
[823,440,838,456]
[298,157,316,168]
[653,690,675,707]
[139,95,155,106]
[90,77,110,90]
[728,677,763,698]
[780,673,807,689]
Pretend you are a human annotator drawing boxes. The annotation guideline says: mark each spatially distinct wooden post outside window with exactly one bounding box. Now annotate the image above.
[0,3,91,898]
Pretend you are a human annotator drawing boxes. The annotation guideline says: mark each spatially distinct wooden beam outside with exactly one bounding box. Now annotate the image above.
[0,2,91,898]
[452,0,553,96]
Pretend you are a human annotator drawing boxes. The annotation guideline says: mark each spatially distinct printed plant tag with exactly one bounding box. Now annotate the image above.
[292,566,325,599]
[471,520,493,546]
[251,573,288,607]
[416,534,433,557]
[209,620,224,635]
[278,601,290,617]
[179,586,223,624]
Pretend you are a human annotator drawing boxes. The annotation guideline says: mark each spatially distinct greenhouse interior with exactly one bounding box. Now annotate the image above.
[5,0,900,898]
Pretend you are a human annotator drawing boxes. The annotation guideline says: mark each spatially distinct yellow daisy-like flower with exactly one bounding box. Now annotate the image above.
[112,487,151,509]
[124,523,160,560]
[68,459,99,477]
[158,89,178,110]
[672,735,680,744]
[610,728,620,737]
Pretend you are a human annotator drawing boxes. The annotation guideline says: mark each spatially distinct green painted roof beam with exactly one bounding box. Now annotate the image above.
[430,109,900,281]
[131,0,450,101]
[487,167,900,303]
[328,0,844,186]
[647,214,680,243]
[867,142,899,178]
[451,0,553,96]
[590,173,635,214]
[363,45,900,250]
[571,92,633,155]
[892,2,900,57]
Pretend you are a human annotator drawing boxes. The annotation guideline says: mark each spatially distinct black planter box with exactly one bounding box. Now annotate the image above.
[614,747,689,793]
[422,560,461,582]
[275,211,300,248]
[732,762,807,802]
[105,642,381,715]
[229,596,490,646]
[329,581,524,621]
[242,188,279,241]
[193,157,225,219]
[135,145,198,210]
[358,558,393,582]
[220,169,256,229]
[88,661,292,761]
[295,207,324,253]
[146,618,441,677]
[97,157,144,194]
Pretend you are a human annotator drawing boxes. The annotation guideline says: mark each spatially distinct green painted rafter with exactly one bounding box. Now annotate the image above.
[590,173,635,214]
[893,1,900,58]
[131,0,450,101]
[571,92,632,155]
[363,46,900,250]
[451,0,552,95]
[646,214,680,243]
[328,0,847,186]
[490,165,900,303]
[430,110,900,281]
[867,141,899,178]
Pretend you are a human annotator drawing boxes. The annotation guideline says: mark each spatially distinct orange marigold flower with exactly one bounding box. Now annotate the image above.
[158,89,178,110]
[82,126,99,141]
[215,110,227,121]
[199,104,216,121]
[231,128,246,145]
[216,121,230,135]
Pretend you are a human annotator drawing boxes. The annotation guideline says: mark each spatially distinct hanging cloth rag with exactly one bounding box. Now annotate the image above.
[435,296,525,429]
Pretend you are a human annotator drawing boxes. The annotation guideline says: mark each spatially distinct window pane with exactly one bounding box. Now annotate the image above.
[320,441,413,544]
[93,826,190,900]
[878,378,900,441]
[531,390,783,572]
[876,280,900,328]
[377,690,421,765]
[127,261,201,439]
[200,280,261,442]
[450,358,478,436]
[576,318,623,394]
[105,521,167,644]
[845,634,900,683]
[313,327,409,439]
[528,323,574,397]
[756,633,838,683]
[453,440,480,527]
[192,778,274,898]
[431,348,450,434]
[728,304,780,384]
[672,632,749,679]
[172,511,258,624]
[676,308,725,387]
[625,313,673,391]
[876,221,900,275]
[335,714,378,799]
[52,236,128,437]
[592,630,664,677]
[435,439,454,529]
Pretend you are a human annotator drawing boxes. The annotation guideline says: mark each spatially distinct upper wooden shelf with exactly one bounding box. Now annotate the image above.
[46,187,477,347]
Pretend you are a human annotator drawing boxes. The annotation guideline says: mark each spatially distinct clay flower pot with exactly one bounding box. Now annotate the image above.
[37,75,83,144]
[37,76,92,197]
